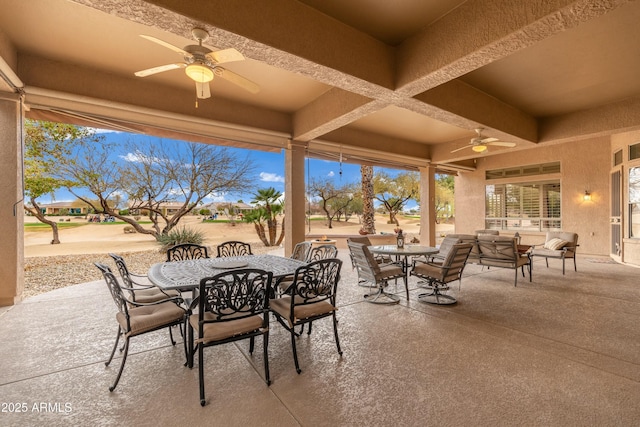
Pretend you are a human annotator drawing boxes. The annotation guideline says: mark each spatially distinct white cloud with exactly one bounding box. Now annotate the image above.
[327,171,335,177]
[204,192,229,202]
[120,151,162,163]
[120,152,144,162]
[259,172,284,183]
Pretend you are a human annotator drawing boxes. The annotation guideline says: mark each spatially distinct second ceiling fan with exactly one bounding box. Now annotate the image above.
[134,28,260,101]
[451,128,516,153]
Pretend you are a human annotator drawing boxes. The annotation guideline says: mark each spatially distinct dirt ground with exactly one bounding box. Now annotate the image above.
[24,214,453,257]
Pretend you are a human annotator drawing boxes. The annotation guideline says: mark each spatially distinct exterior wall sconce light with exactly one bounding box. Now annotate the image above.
[583,190,592,201]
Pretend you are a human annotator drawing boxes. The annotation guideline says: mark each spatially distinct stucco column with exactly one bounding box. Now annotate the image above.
[284,140,306,256]
[0,94,24,306]
[419,165,436,247]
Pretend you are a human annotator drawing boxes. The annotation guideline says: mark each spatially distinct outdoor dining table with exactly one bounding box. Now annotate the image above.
[147,254,308,291]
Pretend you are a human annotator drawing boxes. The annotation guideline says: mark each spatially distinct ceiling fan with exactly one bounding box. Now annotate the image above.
[134,28,260,101]
[451,128,517,153]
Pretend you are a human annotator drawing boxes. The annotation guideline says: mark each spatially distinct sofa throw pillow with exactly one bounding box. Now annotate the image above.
[543,237,569,250]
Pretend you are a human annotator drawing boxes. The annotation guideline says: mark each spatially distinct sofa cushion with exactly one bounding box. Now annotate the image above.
[543,237,569,250]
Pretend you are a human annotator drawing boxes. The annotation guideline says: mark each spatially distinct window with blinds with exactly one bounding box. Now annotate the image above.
[485,181,561,231]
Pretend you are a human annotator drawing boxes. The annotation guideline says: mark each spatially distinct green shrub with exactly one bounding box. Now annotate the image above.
[157,226,205,252]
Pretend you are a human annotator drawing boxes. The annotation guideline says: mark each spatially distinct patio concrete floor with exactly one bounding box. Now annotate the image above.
[1,250,639,426]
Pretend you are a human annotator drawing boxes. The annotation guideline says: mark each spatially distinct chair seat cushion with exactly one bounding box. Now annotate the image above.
[134,288,180,304]
[118,301,184,336]
[377,264,404,280]
[269,296,336,327]
[481,255,530,268]
[532,248,566,257]
[190,312,264,344]
[412,262,444,281]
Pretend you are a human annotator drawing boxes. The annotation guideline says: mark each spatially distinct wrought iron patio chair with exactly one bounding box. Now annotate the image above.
[269,258,343,374]
[187,268,272,406]
[410,243,473,305]
[276,242,312,296]
[216,240,253,257]
[291,241,312,261]
[94,263,187,392]
[307,244,338,262]
[109,253,180,303]
[166,243,210,261]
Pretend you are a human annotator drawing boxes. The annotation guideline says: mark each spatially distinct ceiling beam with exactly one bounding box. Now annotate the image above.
[396,0,633,96]
[414,80,538,143]
[293,89,387,142]
[539,95,640,143]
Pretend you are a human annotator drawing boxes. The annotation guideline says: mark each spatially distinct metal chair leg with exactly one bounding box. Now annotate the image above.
[109,336,130,392]
[168,325,176,346]
[263,332,271,386]
[332,312,342,356]
[199,344,206,406]
[106,327,121,366]
[291,330,301,374]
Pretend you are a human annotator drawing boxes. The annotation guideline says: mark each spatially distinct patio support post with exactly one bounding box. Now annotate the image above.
[0,94,24,306]
[419,165,436,247]
[284,140,306,257]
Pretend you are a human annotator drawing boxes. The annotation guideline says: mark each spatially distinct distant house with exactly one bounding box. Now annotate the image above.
[128,201,196,217]
[37,201,89,215]
[203,202,254,214]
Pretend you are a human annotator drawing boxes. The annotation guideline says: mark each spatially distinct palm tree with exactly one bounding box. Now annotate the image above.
[360,165,375,234]
[247,187,285,246]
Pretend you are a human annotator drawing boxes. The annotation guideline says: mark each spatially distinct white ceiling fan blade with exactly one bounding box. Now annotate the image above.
[215,67,260,93]
[486,141,517,147]
[207,48,245,64]
[451,145,473,153]
[134,63,185,77]
[195,81,211,99]
[140,35,188,55]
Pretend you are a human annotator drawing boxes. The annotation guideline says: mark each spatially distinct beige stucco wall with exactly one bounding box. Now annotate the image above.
[454,136,611,256]
[0,96,24,306]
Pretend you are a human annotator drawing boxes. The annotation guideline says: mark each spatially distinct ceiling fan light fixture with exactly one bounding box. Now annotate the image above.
[185,64,214,83]
[472,145,487,153]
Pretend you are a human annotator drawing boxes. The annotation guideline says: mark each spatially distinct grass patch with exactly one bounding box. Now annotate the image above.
[25,221,153,229]
[25,222,86,229]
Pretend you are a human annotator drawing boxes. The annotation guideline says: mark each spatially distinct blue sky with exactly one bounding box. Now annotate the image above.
[41,129,418,209]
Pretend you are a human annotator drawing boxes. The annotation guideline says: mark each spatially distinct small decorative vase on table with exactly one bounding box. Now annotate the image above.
[396,229,404,248]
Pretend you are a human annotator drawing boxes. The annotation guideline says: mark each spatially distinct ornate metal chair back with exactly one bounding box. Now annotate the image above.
[291,241,312,261]
[216,241,253,257]
[289,258,342,309]
[94,263,129,321]
[307,244,338,262]
[167,243,209,261]
[198,269,272,326]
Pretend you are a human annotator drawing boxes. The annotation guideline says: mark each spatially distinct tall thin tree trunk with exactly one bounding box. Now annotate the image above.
[361,165,375,234]
[28,198,61,244]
